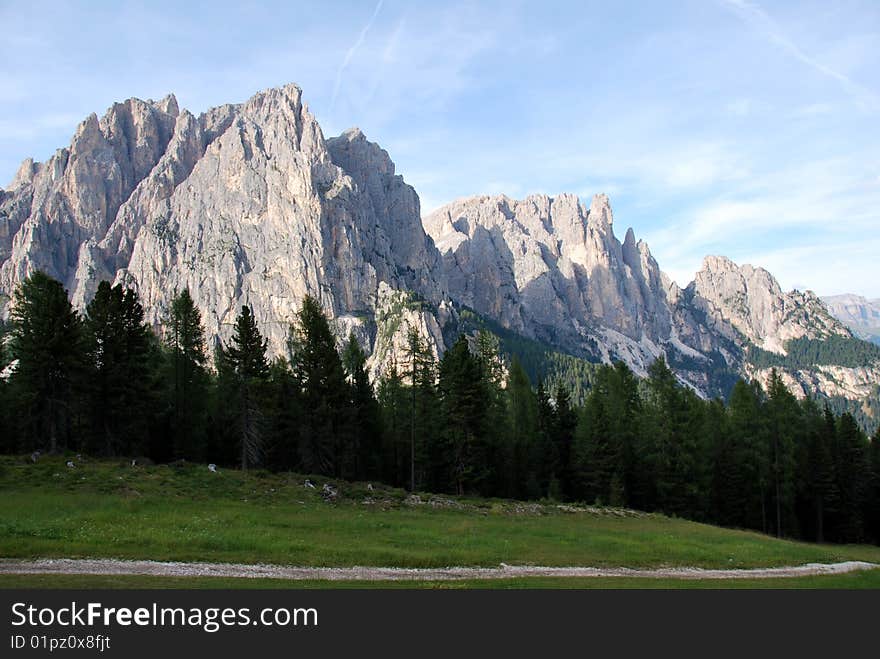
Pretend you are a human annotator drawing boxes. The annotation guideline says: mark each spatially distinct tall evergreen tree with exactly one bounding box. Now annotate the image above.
[438,336,490,495]
[342,333,382,481]
[726,379,771,533]
[505,356,539,499]
[263,357,302,472]
[378,362,409,486]
[166,289,209,461]
[574,361,640,507]
[475,330,508,495]
[765,369,799,537]
[9,271,86,453]
[289,295,348,476]
[84,281,154,456]
[552,385,577,500]
[220,305,270,471]
[831,412,869,542]
[403,325,438,491]
[531,380,559,498]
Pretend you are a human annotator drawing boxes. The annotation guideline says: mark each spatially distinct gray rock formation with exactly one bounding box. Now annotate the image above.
[690,255,849,354]
[423,192,678,374]
[1,82,876,409]
[821,294,880,344]
[0,84,447,373]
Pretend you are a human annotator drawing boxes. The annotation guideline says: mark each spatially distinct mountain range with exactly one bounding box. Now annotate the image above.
[1,83,878,428]
[821,295,880,346]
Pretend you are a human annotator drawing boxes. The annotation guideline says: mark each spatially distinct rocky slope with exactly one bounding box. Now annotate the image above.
[0,84,446,377]
[1,82,877,412]
[822,294,880,345]
[424,195,876,405]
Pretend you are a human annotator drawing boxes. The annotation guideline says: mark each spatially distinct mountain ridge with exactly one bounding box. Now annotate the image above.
[1,82,877,420]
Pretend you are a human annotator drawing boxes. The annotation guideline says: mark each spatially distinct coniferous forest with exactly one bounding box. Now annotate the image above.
[2,271,879,546]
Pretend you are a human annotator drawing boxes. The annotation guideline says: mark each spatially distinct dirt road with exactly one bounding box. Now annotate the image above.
[0,558,875,581]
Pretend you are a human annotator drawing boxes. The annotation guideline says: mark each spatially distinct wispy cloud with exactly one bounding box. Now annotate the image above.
[330,0,385,113]
[719,0,880,111]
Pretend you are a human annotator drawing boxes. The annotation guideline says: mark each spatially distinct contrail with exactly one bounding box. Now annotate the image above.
[719,0,879,111]
[330,0,385,112]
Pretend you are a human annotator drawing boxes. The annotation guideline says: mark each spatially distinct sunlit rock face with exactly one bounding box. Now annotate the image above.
[2,83,875,408]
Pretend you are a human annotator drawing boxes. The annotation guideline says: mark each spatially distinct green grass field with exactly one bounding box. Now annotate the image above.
[1,456,879,588]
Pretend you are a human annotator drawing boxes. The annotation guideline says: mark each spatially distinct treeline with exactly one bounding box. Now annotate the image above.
[1,271,879,545]
[748,335,880,369]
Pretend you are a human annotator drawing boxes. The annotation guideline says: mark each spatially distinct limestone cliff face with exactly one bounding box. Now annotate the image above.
[1,82,876,408]
[821,294,880,344]
[0,84,447,372]
[422,193,680,373]
[690,255,849,353]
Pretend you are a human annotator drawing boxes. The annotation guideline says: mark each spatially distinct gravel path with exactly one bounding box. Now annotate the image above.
[0,558,875,581]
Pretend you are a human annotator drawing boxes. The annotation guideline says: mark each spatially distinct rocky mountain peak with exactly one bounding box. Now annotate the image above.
[587,192,613,228]
[2,81,876,410]
[690,254,848,353]
[6,157,41,191]
[152,93,179,117]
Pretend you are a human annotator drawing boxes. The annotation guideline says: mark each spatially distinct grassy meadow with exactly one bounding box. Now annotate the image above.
[1,455,879,587]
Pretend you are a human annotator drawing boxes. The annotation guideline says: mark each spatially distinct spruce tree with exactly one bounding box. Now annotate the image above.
[221,305,270,471]
[765,369,799,538]
[727,379,771,532]
[404,325,438,491]
[505,356,538,499]
[552,385,577,500]
[9,271,86,453]
[831,412,869,542]
[378,362,409,486]
[438,336,489,495]
[263,357,302,471]
[166,288,209,461]
[342,333,381,480]
[289,295,348,476]
[84,281,153,456]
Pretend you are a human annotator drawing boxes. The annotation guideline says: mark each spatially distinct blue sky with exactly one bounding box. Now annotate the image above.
[1,0,878,296]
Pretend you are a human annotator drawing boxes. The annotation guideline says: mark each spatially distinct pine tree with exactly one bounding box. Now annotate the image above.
[532,380,559,499]
[574,361,640,506]
[765,369,800,538]
[438,336,490,495]
[166,289,209,461]
[84,281,153,456]
[378,362,409,486]
[342,333,381,480]
[831,412,869,542]
[795,403,837,542]
[726,379,771,533]
[263,357,302,471]
[289,295,348,477]
[553,385,577,500]
[220,305,270,471]
[403,325,437,491]
[475,330,507,496]
[505,356,538,499]
[9,271,86,453]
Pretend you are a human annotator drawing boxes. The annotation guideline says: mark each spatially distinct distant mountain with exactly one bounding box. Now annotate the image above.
[822,294,880,346]
[2,82,877,430]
